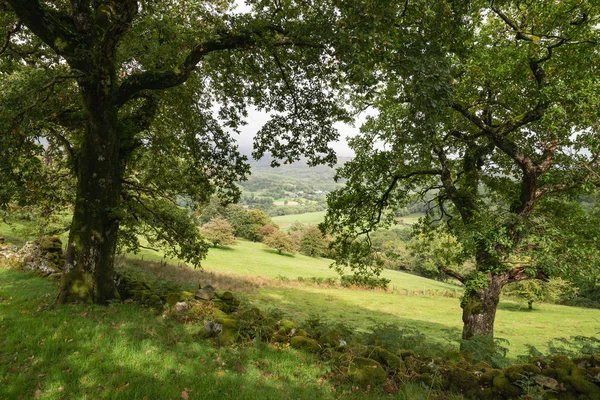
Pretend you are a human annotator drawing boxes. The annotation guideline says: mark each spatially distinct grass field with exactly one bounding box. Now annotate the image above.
[272,211,327,230]
[272,212,425,230]
[3,221,600,361]
[125,239,600,358]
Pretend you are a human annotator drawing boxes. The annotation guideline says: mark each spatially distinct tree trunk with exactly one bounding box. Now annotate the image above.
[461,275,503,340]
[57,83,123,304]
[528,300,533,310]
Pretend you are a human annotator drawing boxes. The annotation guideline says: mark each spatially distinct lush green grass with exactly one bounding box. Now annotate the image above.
[272,211,327,229]
[0,267,463,400]
[272,212,425,230]
[125,239,600,358]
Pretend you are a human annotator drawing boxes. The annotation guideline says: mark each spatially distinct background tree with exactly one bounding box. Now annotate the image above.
[299,225,326,257]
[2,0,347,304]
[199,218,237,248]
[324,0,600,341]
[502,278,575,310]
[263,230,297,255]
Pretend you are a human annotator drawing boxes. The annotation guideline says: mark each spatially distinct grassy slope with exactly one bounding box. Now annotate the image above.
[271,211,327,230]
[191,241,599,358]
[4,222,600,359]
[0,268,338,400]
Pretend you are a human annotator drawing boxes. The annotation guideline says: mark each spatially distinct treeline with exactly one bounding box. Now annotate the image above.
[196,198,331,258]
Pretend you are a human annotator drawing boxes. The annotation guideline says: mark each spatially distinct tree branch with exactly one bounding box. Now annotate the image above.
[438,265,466,284]
[6,0,78,56]
[116,32,257,106]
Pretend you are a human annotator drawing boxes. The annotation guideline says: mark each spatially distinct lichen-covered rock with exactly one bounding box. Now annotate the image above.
[290,336,320,352]
[11,236,64,275]
[195,285,216,300]
[348,357,387,387]
[174,302,190,313]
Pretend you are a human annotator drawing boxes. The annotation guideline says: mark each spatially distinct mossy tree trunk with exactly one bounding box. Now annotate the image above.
[57,44,124,304]
[460,275,503,340]
[57,90,122,304]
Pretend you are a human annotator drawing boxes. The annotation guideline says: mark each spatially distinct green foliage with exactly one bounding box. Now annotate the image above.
[263,230,297,255]
[502,278,576,308]
[459,336,510,369]
[408,228,467,281]
[199,218,237,248]
[299,226,326,257]
[323,0,600,338]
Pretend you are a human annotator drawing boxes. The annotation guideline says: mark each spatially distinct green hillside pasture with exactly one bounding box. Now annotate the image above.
[1,267,415,400]
[272,211,326,230]
[247,285,600,358]
[272,211,424,230]
[185,240,599,358]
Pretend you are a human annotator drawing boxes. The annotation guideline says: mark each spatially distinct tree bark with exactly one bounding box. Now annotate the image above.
[57,90,123,303]
[460,274,504,340]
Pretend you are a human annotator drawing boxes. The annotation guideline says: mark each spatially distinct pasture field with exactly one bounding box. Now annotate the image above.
[125,238,600,358]
[2,222,599,360]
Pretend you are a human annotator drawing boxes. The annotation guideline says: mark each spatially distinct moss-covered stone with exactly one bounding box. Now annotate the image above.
[278,319,297,334]
[290,336,320,352]
[563,370,600,396]
[503,363,541,382]
[294,329,309,337]
[319,330,344,347]
[212,300,231,313]
[37,236,63,251]
[348,357,387,387]
[272,334,288,343]
[220,291,234,301]
[398,349,416,359]
[552,355,576,373]
[216,328,238,346]
[479,369,503,386]
[492,374,522,397]
[213,308,230,320]
[364,346,404,372]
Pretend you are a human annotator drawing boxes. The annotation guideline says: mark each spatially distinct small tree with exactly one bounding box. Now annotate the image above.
[199,218,236,248]
[258,223,278,239]
[299,226,326,257]
[503,278,575,309]
[264,231,297,255]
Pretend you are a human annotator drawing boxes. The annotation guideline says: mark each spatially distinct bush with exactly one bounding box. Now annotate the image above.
[340,274,390,290]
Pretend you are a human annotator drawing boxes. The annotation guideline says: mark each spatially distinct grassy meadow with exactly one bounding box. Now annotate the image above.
[2,220,600,399]
[122,238,600,358]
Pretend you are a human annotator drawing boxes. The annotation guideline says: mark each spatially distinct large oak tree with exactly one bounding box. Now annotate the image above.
[324,0,600,341]
[1,0,347,304]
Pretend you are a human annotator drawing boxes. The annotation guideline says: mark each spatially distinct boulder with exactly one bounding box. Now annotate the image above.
[348,357,387,387]
[290,336,320,352]
[195,285,216,300]
[174,302,190,313]
[11,236,64,275]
